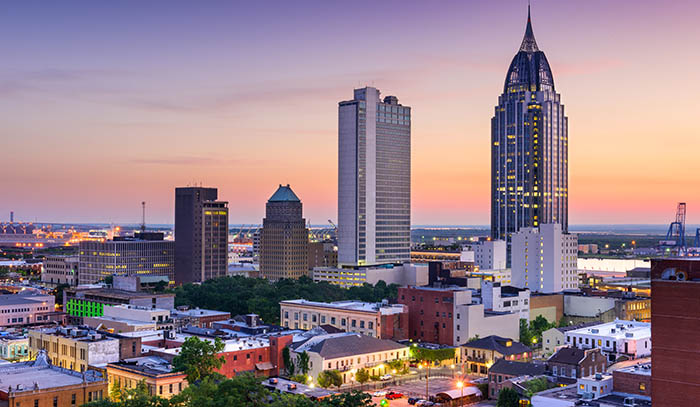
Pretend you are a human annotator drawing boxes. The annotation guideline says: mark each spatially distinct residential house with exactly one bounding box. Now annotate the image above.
[547,347,606,384]
[461,335,532,375]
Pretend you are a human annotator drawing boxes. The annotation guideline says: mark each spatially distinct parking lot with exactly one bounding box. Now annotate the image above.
[369,377,480,406]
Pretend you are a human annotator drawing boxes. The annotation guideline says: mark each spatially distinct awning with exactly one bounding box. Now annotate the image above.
[256,362,275,371]
[435,387,482,400]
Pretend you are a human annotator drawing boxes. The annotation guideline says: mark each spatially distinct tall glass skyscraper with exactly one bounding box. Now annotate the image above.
[338,87,411,266]
[491,7,568,241]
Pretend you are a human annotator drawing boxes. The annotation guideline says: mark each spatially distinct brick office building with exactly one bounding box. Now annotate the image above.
[546,347,606,384]
[651,258,700,407]
[613,362,651,398]
[398,286,519,346]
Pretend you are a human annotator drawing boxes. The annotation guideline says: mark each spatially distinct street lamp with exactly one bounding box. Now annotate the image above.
[457,381,464,406]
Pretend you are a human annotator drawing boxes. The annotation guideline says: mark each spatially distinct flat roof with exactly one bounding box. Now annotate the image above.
[171,308,230,317]
[0,361,104,394]
[565,320,650,340]
[615,362,651,376]
[70,288,174,300]
[280,299,404,315]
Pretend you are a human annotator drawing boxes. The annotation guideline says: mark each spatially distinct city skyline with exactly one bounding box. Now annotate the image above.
[2,0,700,225]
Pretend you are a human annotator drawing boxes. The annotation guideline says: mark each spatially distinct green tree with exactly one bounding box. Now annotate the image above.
[523,377,550,398]
[558,316,570,328]
[317,370,343,388]
[172,337,225,383]
[355,368,370,388]
[282,346,295,376]
[519,319,533,345]
[177,373,269,407]
[83,380,174,407]
[497,387,521,407]
[297,351,310,375]
[409,346,455,365]
[320,392,374,407]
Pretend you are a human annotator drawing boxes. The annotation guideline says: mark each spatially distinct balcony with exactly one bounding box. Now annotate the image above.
[466,356,487,363]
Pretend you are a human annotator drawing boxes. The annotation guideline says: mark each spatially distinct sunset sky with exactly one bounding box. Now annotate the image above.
[2,0,699,226]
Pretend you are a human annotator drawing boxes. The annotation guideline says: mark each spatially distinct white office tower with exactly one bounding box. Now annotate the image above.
[470,240,507,270]
[511,223,577,293]
[338,87,411,266]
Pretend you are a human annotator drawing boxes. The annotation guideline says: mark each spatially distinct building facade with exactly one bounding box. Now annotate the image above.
[41,255,79,286]
[0,293,55,328]
[338,87,411,266]
[28,327,120,372]
[63,285,174,319]
[0,334,29,362]
[564,320,651,363]
[174,187,228,284]
[511,223,578,293]
[481,281,530,320]
[106,356,188,399]
[398,286,519,346]
[546,347,606,384]
[491,7,568,242]
[462,336,533,375]
[78,233,175,285]
[279,299,408,340]
[650,258,700,406]
[259,185,308,281]
[312,263,428,288]
[469,240,507,270]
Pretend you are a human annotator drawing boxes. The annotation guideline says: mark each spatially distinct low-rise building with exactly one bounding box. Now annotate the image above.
[289,332,409,385]
[106,356,188,399]
[0,292,57,328]
[564,320,651,363]
[0,351,107,406]
[481,281,530,320]
[84,304,173,333]
[547,347,606,384]
[398,286,519,346]
[279,299,408,340]
[28,327,120,372]
[541,322,597,355]
[577,373,613,400]
[461,336,533,375]
[465,269,512,285]
[41,255,79,286]
[171,307,230,328]
[612,362,651,398]
[63,284,175,320]
[0,333,29,362]
[487,359,546,399]
[312,263,428,288]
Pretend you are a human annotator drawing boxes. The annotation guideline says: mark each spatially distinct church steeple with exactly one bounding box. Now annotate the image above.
[519,4,539,52]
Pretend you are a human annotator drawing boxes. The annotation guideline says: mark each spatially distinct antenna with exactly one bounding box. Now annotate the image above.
[141,201,146,232]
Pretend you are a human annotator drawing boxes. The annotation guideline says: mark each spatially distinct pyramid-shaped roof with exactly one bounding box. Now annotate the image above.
[268,184,300,202]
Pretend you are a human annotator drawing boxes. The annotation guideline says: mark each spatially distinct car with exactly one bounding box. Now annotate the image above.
[379,374,393,381]
[408,398,421,405]
[416,401,435,407]
[373,390,388,397]
[386,392,403,400]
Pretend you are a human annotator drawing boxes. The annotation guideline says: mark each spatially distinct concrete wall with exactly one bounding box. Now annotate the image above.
[564,296,616,318]
[530,294,564,323]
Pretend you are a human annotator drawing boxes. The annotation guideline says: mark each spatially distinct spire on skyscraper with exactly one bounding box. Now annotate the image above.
[519,4,539,52]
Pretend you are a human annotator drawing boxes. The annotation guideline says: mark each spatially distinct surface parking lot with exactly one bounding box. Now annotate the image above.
[369,377,476,407]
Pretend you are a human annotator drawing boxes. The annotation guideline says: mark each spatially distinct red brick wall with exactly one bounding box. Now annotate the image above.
[216,347,271,378]
[398,287,454,345]
[379,308,409,341]
[651,276,700,407]
[269,334,294,376]
[613,370,651,397]
[529,294,564,322]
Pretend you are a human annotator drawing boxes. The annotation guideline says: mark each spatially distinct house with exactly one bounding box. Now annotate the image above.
[289,332,409,385]
[487,359,546,399]
[541,322,597,355]
[564,320,650,363]
[547,346,606,384]
[461,335,532,375]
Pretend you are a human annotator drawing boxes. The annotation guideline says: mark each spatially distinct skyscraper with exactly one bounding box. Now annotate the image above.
[338,87,411,266]
[491,7,568,242]
[260,184,308,281]
[174,187,228,284]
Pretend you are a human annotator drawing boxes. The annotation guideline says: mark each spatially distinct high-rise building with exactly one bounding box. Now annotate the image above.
[174,187,228,284]
[650,258,700,406]
[510,223,577,293]
[259,184,308,281]
[491,7,568,242]
[78,232,175,285]
[338,87,411,266]
[467,239,507,270]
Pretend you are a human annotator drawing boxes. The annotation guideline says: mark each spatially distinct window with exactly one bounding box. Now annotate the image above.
[72,393,76,405]
[368,322,373,329]
[331,317,336,324]
[321,315,326,324]
[160,386,163,395]
[360,321,365,329]
[341,319,346,326]
[54,397,58,407]
[553,366,558,375]
[351,320,356,327]
[639,382,646,391]
[169,384,173,393]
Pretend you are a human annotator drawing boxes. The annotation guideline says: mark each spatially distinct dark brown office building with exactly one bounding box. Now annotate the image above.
[651,258,700,407]
[174,187,228,284]
[260,185,308,281]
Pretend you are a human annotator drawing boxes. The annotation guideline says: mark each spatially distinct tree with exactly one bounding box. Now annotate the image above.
[282,346,295,376]
[355,368,370,388]
[177,373,269,407]
[83,380,174,407]
[317,370,342,388]
[497,387,521,407]
[410,346,455,365]
[320,392,373,407]
[523,377,550,398]
[519,319,533,345]
[172,337,225,383]
[297,351,310,375]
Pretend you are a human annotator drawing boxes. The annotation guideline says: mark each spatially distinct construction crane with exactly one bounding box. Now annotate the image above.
[660,202,687,256]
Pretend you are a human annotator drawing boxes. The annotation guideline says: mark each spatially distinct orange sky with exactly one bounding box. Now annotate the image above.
[1,0,700,225]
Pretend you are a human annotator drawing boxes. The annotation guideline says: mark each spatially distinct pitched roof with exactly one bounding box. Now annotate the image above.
[268,184,300,202]
[463,335,531,355]
[489,359,546,377]
[292,333,405,359]
[547,347,586,365]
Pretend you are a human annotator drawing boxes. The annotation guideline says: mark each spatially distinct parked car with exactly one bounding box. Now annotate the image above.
[386,392,403,400]
[380,374,393,381]
[416,401,435,407]
[408,398,419,405]
[373,390,388,397]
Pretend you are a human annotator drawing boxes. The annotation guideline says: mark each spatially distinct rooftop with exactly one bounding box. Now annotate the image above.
[615,362,651,376]
[547,346,588,365]
[68,288,174,300]
[489,359,546,377]
[108,356,184,378]
[262,377,335,399]
[565,320,650,340]
[0,293,52,307]
[291,332,406,359]
[32,327,117,343]
[268,184,300,202]
[280,299,405,315]
[463,336,531,355]
[172,308,230,318]
[0,351,105,395]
